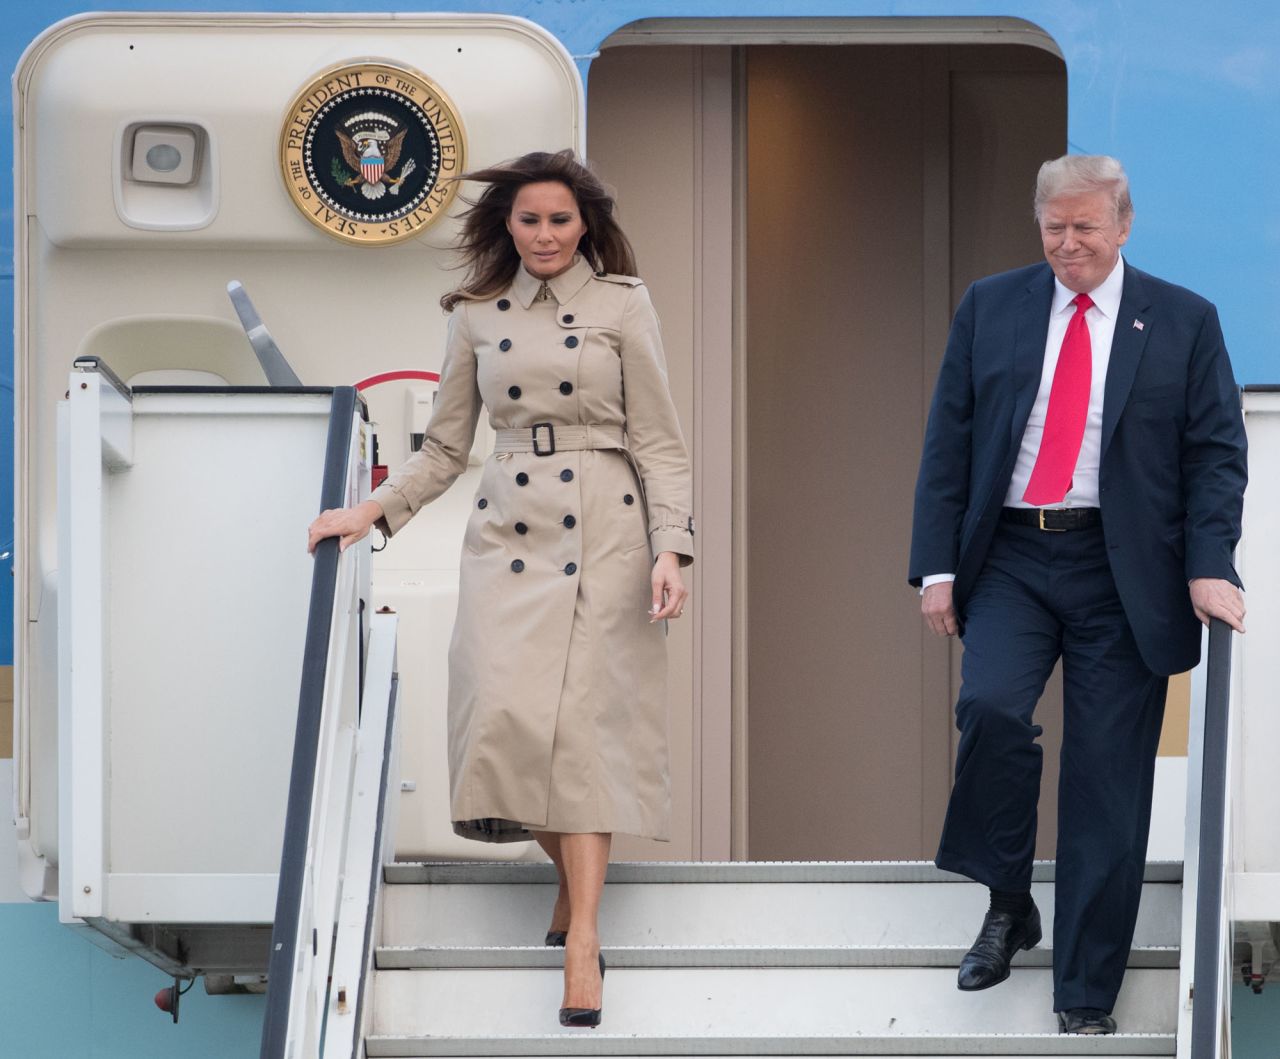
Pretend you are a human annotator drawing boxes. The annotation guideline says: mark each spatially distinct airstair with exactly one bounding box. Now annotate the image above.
[254,377,1239,1058]
[250,390,1258,1058]
[359,860,1182,1057]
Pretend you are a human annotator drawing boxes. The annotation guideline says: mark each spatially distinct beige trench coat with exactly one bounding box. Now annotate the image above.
[371,256,694,842]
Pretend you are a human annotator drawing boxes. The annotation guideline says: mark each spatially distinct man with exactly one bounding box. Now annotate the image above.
[909,155,1247,1035]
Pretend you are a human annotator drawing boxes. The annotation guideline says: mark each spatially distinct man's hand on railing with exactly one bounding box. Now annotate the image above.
[308,499,384,554]
[1189,577,1246,633]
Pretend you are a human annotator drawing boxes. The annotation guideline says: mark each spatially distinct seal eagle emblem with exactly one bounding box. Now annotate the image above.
[280,61,466,245]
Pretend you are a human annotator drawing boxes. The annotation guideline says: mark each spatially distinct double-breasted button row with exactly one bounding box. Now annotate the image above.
[512,470,574,484]
[510,560,577,575]
[506,383,573,398]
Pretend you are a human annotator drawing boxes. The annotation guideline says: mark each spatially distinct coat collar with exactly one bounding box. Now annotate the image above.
[510,256,594,309]
[1101,263,1154,457]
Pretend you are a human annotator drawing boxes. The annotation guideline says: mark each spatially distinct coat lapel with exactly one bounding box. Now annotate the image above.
[1010,267,1055,451]
[1101,265,1154,458]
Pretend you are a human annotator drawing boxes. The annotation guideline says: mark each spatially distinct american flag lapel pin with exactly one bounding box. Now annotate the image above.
[1133,319,1145,331]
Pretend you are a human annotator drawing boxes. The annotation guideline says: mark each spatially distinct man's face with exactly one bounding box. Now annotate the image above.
[1038,190,1132,293]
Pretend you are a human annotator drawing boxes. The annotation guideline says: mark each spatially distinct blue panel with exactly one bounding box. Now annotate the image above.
[0,903,265,1058]
[1232,983,1280,1058]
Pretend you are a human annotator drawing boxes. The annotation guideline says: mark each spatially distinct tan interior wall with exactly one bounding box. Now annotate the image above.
[587,46,703,861]
[745,44,1067,860]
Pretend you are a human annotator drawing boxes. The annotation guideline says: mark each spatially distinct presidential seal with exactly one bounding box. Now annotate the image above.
[280,61,465,245]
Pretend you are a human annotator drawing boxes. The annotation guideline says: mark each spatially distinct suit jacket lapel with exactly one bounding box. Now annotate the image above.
[1010,267,1055,451]
[1101,265,1154,458]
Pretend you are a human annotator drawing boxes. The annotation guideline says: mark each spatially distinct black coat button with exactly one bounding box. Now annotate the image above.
[516,472,529,486]
[499,338,512,352]
[559,381,574,395]
[565,336,579,349]
[565,562,578,575]
[511,559,525,573]
[623,494,635,505]
[562,313,575,324]
[477,498,488,509]
[497,299,511,311]
[563,514,576,529]
[515,522,528,535]
[508,385,521,400]
[560,469,574,482]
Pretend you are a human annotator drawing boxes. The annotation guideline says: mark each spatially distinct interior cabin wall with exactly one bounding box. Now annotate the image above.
[586,45,710,860]
[744,44,1066,859]
[587,40,1067,862]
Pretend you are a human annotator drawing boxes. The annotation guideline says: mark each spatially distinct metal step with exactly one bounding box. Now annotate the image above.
[367,966,1177,1045]
[380,880,1181,950]
[384,861,1183,886]
[364,1037,1175,1057]
[375,944,1181,970]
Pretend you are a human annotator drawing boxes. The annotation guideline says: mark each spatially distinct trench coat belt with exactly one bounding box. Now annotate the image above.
[493,423,626,457]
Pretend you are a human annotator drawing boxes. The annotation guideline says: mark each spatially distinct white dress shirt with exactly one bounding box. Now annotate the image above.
[922,255,1125,590]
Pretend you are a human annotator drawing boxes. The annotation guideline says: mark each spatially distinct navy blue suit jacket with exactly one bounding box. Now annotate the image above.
[908,261,1247,676]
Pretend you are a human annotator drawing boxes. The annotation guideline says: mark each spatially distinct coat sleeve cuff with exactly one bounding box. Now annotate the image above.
[371,482,414,537]
[650,527,694,566]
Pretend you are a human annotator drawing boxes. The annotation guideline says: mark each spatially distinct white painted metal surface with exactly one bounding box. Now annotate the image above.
[13,13,585,891]
[356,860,1183,1058]
[324,612,401,1059]
[1233,391,1280,919]
[380,880,1181,951]
[56,384,331,927]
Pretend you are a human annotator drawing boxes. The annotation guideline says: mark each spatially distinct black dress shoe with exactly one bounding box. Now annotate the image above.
[544,930,567,947]
[1057,1008,1117,1034]
[559,954,606,1028]
[957,902,1042,991]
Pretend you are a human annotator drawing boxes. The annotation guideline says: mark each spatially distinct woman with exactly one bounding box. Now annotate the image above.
[307,150,693,1027]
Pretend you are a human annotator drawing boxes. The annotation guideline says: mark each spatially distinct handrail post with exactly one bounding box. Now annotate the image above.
[1189,618,1234,1059]
[260,386,359,1059]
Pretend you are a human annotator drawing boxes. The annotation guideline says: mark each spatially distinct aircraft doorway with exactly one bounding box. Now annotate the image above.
[587,26,1068,861]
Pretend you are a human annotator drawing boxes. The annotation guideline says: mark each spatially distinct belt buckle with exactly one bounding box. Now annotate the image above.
[531,422,556,457]
[1038,509,1066,533]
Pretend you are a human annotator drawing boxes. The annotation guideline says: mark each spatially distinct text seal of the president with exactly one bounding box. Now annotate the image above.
[280,61,465,245]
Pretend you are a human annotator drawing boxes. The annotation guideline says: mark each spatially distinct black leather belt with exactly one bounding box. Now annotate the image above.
[1001,507,1101,532]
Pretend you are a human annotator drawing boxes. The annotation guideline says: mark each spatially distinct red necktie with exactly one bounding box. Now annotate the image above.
[1023,292,1094,506]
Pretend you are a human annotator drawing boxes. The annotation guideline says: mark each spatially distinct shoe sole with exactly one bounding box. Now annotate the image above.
[956,924,1043,992]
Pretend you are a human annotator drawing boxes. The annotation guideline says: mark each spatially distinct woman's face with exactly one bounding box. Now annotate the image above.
[506,181,587,280]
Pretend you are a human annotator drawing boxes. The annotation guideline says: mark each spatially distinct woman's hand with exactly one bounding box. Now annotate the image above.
[649,551,689,622]
[307,499,384,554]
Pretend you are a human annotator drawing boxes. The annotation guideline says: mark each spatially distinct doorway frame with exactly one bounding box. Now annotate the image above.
[593,16,1064,861]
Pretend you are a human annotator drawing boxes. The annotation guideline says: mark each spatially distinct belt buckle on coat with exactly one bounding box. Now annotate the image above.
[532,422,556,457]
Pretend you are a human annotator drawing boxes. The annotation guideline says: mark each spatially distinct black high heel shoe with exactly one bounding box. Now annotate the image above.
[544,930,567,947]
[558,954,606,1028]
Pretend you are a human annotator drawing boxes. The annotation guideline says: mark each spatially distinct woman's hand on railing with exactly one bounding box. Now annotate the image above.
[307,500,384,555]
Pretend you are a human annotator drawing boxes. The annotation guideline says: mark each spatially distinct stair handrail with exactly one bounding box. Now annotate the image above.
[1188,617,1235,1059]
[259,386,361,1059]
